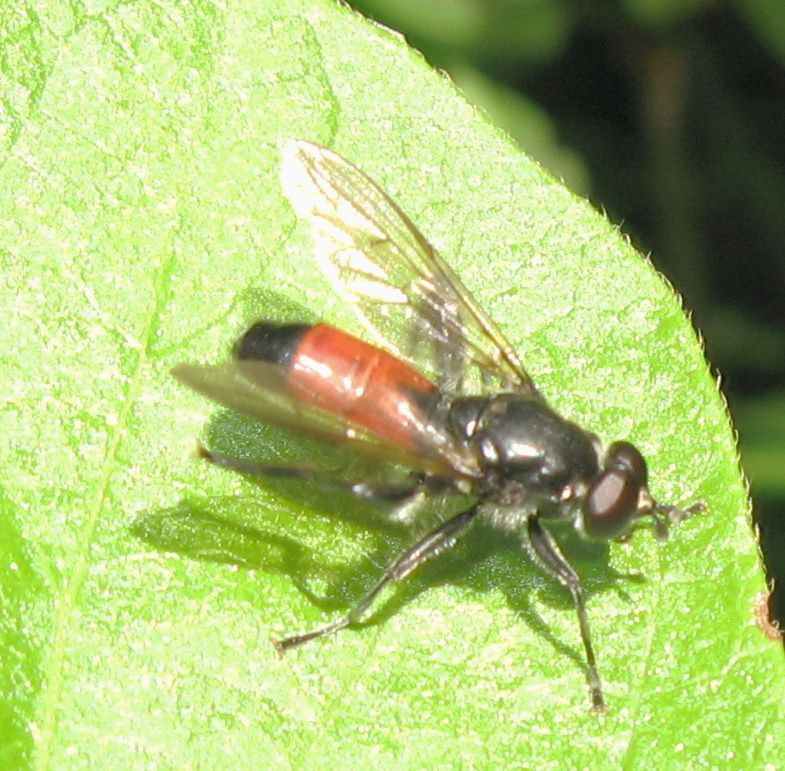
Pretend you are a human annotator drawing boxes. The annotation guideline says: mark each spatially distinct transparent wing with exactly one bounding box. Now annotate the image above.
[173,361,480,479]
[280,139,540,397]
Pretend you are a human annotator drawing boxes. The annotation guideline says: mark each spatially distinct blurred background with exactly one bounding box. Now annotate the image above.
[349,0,785,629]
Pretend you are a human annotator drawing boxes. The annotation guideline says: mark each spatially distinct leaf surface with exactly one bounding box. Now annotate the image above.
[1,1,781,768]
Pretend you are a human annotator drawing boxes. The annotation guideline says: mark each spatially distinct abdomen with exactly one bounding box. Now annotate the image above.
[236,322,438,449]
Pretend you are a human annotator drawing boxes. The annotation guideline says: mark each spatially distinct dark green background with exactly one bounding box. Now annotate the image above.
[350,0,785,629]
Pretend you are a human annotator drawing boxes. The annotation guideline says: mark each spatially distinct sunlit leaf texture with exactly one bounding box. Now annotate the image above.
[1,0,782,768]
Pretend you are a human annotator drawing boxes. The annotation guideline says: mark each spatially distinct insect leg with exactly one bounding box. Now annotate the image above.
[274,502,481,652]
[524,515,605,710]
[198,444,419,502]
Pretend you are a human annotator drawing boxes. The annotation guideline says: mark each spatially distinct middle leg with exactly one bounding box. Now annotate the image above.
[274,501,481,652]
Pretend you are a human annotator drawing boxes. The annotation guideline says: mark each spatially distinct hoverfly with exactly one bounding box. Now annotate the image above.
[173,139,703,709]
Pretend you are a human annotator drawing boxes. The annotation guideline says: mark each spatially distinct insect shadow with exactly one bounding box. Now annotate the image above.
[134,407,644,671]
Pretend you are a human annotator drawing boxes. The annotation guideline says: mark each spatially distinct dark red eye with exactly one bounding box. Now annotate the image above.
[606,441,648,488]
[583,469,640,539]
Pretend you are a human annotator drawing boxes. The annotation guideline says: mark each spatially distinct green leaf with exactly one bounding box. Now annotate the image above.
[1,0,781,768]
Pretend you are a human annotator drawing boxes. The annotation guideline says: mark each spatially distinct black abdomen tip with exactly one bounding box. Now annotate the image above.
[234,322,311,366]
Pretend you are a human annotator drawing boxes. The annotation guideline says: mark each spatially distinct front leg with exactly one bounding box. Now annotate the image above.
[524,515,605,710]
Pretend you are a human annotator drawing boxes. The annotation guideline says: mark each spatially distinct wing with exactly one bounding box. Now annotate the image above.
[280,139,540,398]
[172,361,481,479]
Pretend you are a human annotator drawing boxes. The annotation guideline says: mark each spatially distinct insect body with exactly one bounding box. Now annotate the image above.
[173,140,703,709]
[236,322,437,452]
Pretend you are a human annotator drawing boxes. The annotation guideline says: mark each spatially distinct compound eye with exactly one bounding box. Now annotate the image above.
[606,441,648,488]
[583,469,640,540]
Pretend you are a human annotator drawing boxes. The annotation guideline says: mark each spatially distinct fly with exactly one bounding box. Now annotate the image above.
[173,139,704,709]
